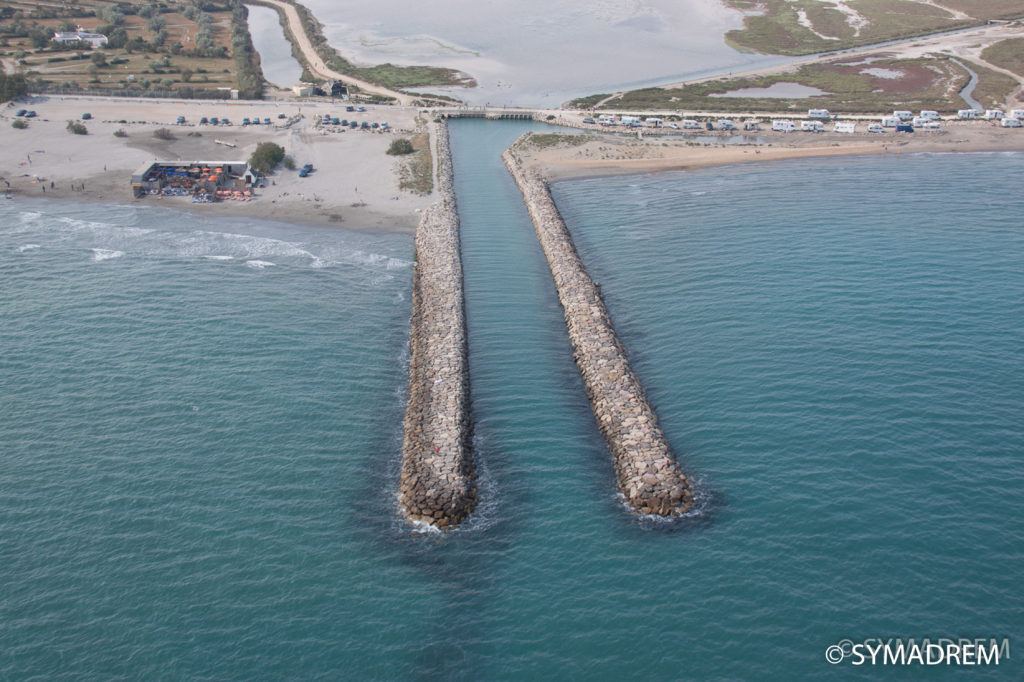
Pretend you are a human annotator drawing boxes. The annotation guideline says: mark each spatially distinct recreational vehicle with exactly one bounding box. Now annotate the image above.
[644,118,664,128]
[682,120,701,130]
[772,120,796,132]
[807,108,830,119]
[1010,110,1024,120]
[957,109,978,119]
[984,109,1005,120]
[881,116,901,127]
[620,116,640,126]
[833,121,855,134]
[867,123,886,133]
[598,114,617,126]
[717,119,737,130]
[800,120,825,132]
[919,110,941,120]
[1001,117,1023,128]
[893,110,913,121]
[912,116,929,127]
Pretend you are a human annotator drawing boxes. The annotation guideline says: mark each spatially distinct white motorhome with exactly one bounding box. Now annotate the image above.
[984,109,1005,120]
[833,121,855,134]
[717,119,736,130]
[912,116,930,127]
[1010,109,1024,120]
[772,120,796,132]
[881,116,901,127]
[1001,117,1023,128]
[807,108,830,119]
[682,120,701,129]
[597,114,617,126]
[867,123,886,133]
[957,109,978,119]
[800,120,825,132]
[919,110,941,120]
[893,110,913,121]
[620,116,641,126]
[644,117,664,128]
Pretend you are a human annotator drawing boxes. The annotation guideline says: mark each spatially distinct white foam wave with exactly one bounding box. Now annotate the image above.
[203,255,234,261]
[245,259,275,269]
[18,244,41,252]
[91,248,124,261]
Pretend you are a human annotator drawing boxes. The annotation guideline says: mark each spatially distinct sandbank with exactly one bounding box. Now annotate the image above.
[0,94,435,232]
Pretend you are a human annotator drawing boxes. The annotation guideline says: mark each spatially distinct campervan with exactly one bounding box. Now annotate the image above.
[717,119,737,130]
[984,109,1005,120]
[800,120,825,132]
[893,110,913,121]
[645,118,664,128]
[598,114,617,126]
[833,121,855,134]
[620,116,640,125]
[1010,110,1024,120]
[957,109,978,119]
[881,116,901,128]
[867,123,886,133]
[682,120,701,130]
[807,108,830,119]
[919,110,941,120]
[912,116,929,127]
[1001,117,1023,128]
[772,120,796,132]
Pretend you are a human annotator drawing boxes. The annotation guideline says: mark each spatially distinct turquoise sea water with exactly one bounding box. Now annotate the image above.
[2,128,1023,679]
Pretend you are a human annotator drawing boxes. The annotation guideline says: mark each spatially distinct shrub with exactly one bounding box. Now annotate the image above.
[66,120,88,135]
[12,119,27,129]
[386,138,415,155]
[113,128,128,137]
[282,155,296,170]
[152,127,174,140]
[248,142,286,173]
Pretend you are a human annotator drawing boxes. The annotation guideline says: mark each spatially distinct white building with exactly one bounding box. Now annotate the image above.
[52,27,107,48]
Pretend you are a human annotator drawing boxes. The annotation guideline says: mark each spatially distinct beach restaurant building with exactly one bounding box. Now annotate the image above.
[131,161,258,201]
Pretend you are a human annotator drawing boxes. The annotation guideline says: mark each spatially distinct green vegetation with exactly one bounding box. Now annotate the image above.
[721,0,981,56]
[570,57,970,113]
[66,120,88,135]
[230,3,263,99]
[397,133,433,195]
[386,138,415,155]
[523,133,593,149]
[282,155,296,170]
[113,128,128,137]
[153,127,174,140]
[248,141,286,173]
[0,69,28,102]
[12,118,28,129]
[933,0,1024,20]
[981,38,1024,79]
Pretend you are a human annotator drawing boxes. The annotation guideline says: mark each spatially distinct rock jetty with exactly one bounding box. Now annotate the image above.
[503,138,693,516]
[398,122,475,529]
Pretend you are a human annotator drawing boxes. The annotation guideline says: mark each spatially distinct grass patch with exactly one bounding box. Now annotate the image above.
[153,127,174,140]
[522,133,593,149]
[66,120,87,135]
[397,133,433,195]
[981,38,1024,79]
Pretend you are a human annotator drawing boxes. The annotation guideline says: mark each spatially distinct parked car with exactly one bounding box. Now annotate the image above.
[199,116,208,124]
[242,117,251,125]
[356,106,366,112]
[15,109,26,116]
[582,117,596,124]
[82,112,92,120]
[346,105,355,112]
[263,118,271,125]
[25,110,36,118]
[176,115,185,124]
[220,118,230,125]
[667,122,680,129]
[210,117,219,125]
[277,112,286,119]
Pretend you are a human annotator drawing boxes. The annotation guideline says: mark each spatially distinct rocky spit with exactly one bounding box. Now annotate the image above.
[398,123,476,529]
[503,138,693,515]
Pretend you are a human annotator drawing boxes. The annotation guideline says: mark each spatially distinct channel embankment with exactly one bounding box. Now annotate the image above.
[398,122,475,528]
[503,136,693,515]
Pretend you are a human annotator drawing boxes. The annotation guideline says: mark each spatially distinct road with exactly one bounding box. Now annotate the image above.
[255,0,414,106]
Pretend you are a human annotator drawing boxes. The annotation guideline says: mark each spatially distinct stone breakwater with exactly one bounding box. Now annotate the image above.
[503,138,693,515]
[398,123,475,529]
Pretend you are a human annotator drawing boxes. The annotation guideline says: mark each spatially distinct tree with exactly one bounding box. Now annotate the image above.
[181,68,193,82]
[66,120,88,135]
[91,51,107,67]
[248,142,285,173]
[386,138,415,155]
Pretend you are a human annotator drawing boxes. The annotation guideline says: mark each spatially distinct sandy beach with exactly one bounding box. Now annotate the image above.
[0,94,435,232]
[516,120,1024,182]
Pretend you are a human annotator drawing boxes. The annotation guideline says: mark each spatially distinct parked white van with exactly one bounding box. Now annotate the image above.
[800,120,825,132]
[597,114,617,126]
[881,116,901,127]
[644,117,664,128]
[867,123,886,133]
[957,109,978,119]
[833,121,855,134]
[1010,109,1024,120]
[893,110,913,121]
[808,108,830,119]
[682,120,701,129]
[1001,117,1023,128]
[717,119,737,130]
[984,109,1005,120]
[772,120,796,132]
[919,110,941,120]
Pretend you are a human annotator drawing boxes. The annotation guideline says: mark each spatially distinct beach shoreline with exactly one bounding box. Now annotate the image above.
[1,94,434,233]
